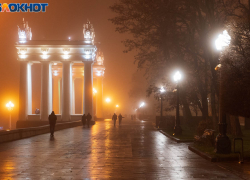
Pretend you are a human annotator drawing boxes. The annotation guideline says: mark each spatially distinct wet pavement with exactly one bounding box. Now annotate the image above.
[0,118,250,179]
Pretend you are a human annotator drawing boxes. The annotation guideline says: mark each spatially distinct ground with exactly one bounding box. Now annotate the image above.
[0,119,249,179]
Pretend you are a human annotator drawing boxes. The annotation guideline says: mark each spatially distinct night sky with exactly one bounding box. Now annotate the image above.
[0,0,138,129]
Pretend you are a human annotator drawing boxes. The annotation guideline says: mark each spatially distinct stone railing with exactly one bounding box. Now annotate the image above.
[0,120,82,143]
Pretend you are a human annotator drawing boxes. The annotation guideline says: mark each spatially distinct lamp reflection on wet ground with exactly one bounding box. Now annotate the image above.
[0,118,249,179]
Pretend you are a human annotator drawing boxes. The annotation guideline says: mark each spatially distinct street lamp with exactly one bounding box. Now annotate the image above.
[173,71,182,135]
[139,102,145,108]
[159,86,166,128]
[6,101,14,130]
[215,30,231,154]
[116,105,119,108]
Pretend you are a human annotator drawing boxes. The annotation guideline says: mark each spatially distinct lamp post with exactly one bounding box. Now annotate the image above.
[215,30,231,154]
[6,101,14,130]
[159,86,166,128]
[173,71,182,135]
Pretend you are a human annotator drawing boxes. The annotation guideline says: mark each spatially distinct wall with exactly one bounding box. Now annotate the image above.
[0,120,82,143]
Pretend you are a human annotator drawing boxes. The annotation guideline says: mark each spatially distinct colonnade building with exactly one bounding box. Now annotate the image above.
[16,20,105,122]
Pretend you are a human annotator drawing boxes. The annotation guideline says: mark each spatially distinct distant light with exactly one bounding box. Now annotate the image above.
[160,86,166,93]
[96,71,102,76]
[215,30,231,51]
[106,98,111,103]
[63,55,70,59]
[54,63,57,65]
[93,88,97,94]
[53,70,58,76]
[42,55,49,59]
[116,105,119,108]
[173,71,182,82]
[6,101,14,108]
[68,37,71,40]
[6,101,14,111]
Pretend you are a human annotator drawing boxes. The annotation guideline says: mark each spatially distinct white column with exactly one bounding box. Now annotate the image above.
[62,62,72,121]
[83,61,94,117]
[96,76,103,118]
[72,77,75,114]
[52,76,61,114]
[19,61,32,120]
[40,62,52,121]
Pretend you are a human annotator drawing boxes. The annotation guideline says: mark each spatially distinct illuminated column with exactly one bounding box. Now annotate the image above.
[62,62,72,121]
[72,77,76,114]
[19,61,32,120]
[52,75,61,114]
[82,76,84,114]
[40,62,52,121]
[96,76,103,118]
[83,61,94,116]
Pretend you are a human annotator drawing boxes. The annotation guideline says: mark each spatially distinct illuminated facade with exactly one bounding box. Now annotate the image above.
[16,19,105,121]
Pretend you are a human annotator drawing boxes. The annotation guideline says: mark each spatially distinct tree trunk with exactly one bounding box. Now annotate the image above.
[226,114,231,134]
[245,117,250,130]
[211,85,218,130]
[230,115,242,136]
[180,88,193,126]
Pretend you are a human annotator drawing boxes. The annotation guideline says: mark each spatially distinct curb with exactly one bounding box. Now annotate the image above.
[159,130,193,143]
[188,145,216,162]
[188,145,250,162]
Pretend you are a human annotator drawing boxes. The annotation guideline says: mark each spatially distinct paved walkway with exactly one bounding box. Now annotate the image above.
[0,119,249,179]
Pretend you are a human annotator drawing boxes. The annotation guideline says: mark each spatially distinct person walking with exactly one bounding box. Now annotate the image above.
[48,111,57,137]
[86,113,92,128]
[82,114,86,127]
[112,113,117,127]
[118,113,124,125]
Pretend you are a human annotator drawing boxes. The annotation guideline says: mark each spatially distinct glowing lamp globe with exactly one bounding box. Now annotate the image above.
[106,98,111,103]
[174,71,182,82]
[160,86,166,93]
[215,30,231,51]
[6,101,14,111]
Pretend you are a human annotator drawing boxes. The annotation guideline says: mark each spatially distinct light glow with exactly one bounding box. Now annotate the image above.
[174,71,182,82]
[160,86,166,93]
[96,71,102,76]
[116,105,119,108]
[215,30,231,51]
[53,70,58,76]
[106,98,111,103]
[139,102,145,108]
[6,101,14,111]
[93,88,97,94]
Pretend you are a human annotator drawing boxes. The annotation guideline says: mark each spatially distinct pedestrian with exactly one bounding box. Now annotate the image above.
[48,111,57,137]
[112,113,117,127]
[82,114,86,127]
[86,113,92,128]
[118,113,124,125]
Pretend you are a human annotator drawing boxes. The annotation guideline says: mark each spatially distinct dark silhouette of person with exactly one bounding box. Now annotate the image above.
[112,113,117,127]
[118,113,124,125]
[82,114,86,127]
[86,113,92,128]
[48,111,57,137]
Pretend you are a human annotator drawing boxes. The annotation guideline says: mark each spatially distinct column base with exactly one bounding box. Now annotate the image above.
[173,125,182,136]
[215,134,231,154]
